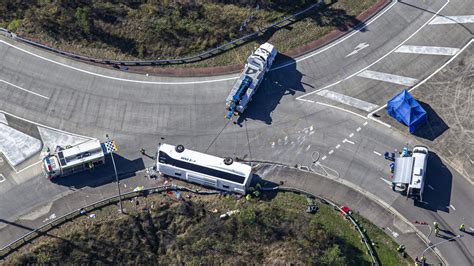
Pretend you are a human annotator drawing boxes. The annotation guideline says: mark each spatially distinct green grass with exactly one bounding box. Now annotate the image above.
[5,188,407,264]
[0,0,378,68]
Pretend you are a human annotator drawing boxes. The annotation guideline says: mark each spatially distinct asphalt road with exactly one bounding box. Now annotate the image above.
[0,0,472,264]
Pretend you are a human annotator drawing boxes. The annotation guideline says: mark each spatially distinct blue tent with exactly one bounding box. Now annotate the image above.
[387,89,427,133]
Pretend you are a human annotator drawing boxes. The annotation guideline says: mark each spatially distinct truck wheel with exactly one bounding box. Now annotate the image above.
[224,157,233,165]
[176,145,185,153]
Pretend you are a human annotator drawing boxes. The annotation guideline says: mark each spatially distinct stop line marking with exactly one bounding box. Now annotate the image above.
[429,15,474,25]
[395,45,460,56]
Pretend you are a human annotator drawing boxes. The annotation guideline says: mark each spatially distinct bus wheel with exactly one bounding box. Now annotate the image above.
[224,157,233,165]
[176,145,185,153]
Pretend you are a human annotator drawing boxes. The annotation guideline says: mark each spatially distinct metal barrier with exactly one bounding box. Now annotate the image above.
[0,183,379,264]
[0,184,219,259]
[0,3,322,66]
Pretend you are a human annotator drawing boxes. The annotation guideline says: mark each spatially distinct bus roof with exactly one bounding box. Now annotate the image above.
[58,140,104,168]
[158,144,252,183]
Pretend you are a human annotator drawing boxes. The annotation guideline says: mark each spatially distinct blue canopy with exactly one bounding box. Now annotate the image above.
[387,89,427,133]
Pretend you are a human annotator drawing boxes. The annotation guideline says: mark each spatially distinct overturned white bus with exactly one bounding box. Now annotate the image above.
[156,144,253,195]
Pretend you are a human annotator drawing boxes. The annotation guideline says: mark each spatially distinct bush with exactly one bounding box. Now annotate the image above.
[7,19,22,31]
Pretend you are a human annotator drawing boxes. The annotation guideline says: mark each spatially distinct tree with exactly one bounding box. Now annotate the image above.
[321,244,347,265]
[75,6,92,33]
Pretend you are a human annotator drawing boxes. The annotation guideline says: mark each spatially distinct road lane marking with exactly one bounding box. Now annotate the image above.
[321,155,327,160]
[395,45,460,56]
[316,89,379,112]
[298,98,315,103]
[296,0,449,101]
[335,144,341,149]
[305,145,311,151]
[380,177,392,186]
[357,70,419,86]
[343,139,355,144]
[0,174,5,183]
[429,15,474,25]
[328,150,334,155]
[15,160,42,174]
[368,39,473,129]
[427,184,434,190]
[272,1,398,70]
[356,127,361,132]
[373,151,382,156]
[315,102,368,120]
[0,1,398,86]
[449,204,456,211]
[349,133,354,138]
[363,121,368,126]
[346,42,370,57]
[0,79,49,99]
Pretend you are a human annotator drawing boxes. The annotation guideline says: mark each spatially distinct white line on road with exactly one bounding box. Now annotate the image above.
[449,204,456,211]
[380,177,392,186]
[343,139,355,145]
[427,184,434,190]
[316,89,379,112]
[298,98,315,103]
[0,79,49,100]
[335,144,341,149]
[296,0,449,101]
[357,70,419,86]
[363,121,368,126]
[349,133,354,138]
[356,127,362,132]
[15,160,42,174]
[373,151,382,156]
[315,102,368,120]
[0,174,5,183]
[395,45,460,56]
[321,155,327,161]
[328,150,334,155]
[367,39,473,129]
[429,15,474,25]
[305,145,311,151]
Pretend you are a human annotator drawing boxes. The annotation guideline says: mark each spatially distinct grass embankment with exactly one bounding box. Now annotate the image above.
[0,0,377,67]
[5,189,410,264]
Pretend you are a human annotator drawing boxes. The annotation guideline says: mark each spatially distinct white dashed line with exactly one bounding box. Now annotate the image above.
[328,150,334,155]
[427,184,434,190]
[395,45,460,56]
[349,133,354,138]
[321,155,327,161]
[0,79,49,100]
[305,145,311,151]
[356,127,362,132]
[357,70,419,86]
[449,205,456,211]
[373,151,382,156]
[363,121,368,126]
[343,139,355,145]
[335,144,341,149]
[380,177,392,186]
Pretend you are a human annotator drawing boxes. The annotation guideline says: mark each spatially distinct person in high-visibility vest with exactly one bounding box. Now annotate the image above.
[433,221,439,229]
[435,228,440,237]
[459,224,465,231]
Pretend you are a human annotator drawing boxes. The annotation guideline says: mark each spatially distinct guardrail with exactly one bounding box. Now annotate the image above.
[0,184,219,260]
[0,182,379,264]
[0,3,322,67]
[276,186,380,265]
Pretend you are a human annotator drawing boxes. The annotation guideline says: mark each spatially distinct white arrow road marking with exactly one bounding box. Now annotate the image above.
[343,139,355,144]
[346,42,370,57]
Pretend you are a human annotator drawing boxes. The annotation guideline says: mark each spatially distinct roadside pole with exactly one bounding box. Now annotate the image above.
[106,134,123,213]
